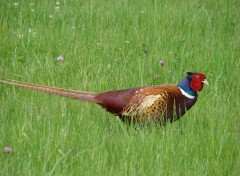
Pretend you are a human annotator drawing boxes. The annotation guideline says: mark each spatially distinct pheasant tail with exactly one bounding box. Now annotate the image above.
[0,79,98,103]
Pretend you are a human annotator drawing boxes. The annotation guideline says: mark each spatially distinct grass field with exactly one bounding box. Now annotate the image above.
[0,0,240,175]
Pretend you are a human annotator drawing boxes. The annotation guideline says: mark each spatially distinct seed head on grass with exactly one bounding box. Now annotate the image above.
[55,6,60,12]
[13,3,19,7]
[155,74,160,78]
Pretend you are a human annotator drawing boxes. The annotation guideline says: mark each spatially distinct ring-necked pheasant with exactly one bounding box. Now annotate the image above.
[0,72,208,123]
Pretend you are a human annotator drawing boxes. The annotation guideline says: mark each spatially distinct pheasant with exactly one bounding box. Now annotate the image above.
[0,72,208,123]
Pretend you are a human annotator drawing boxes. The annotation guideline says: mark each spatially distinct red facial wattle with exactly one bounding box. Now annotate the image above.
[190,73,206,92]
[191,80,203,91]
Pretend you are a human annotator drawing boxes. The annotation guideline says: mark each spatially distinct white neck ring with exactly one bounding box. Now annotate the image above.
[178,87,196,99]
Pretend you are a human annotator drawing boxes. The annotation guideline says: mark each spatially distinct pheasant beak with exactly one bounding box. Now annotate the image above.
[202,79,209,85]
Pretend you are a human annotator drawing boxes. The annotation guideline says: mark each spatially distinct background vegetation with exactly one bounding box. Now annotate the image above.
[0,0,239,175]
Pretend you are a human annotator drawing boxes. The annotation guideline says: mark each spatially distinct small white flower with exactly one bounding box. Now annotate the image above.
[56,2,60,5]
[125,40,129,44]
[28,28,32,33]
[55,6,60,11]
[13,2,19,6]
[57,55,64,62]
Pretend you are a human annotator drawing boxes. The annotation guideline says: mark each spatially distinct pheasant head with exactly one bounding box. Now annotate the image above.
[178,72,209,99]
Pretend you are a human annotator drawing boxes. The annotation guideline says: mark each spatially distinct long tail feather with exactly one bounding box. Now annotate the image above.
[0,79,98,103]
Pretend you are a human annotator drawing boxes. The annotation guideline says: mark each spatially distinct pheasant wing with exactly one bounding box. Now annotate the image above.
[95,87,141,115]
[121,86,170,122]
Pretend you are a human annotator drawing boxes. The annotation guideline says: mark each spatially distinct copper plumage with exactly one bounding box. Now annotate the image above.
[0,72,208,123]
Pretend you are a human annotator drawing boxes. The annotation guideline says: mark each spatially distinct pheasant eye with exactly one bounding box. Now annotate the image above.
[195,75,199,79]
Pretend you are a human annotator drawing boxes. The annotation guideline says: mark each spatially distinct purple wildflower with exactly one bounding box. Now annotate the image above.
[3,146,12,153]
[159,60,165,66]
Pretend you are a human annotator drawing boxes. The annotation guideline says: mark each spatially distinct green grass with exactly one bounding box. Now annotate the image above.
[0,0,240,175]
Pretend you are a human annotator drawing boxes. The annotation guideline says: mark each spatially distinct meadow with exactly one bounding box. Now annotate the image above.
[0,0,239,175]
